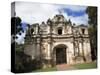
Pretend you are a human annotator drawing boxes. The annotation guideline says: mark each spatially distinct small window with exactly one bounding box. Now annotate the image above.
[31,28,34,34]
[58,28,62,35]
[81,29,85,34]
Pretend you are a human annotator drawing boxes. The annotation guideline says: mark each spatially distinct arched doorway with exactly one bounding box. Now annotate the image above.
[53,44,67,65]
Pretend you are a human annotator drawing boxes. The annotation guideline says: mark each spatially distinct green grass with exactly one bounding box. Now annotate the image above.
[73,62,97,69]
[32,62,97,72]
[33,66,57,72]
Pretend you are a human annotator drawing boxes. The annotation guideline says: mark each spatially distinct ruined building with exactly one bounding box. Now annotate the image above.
[24,14,91,67]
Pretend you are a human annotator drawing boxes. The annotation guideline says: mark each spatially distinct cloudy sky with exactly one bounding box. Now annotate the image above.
[15,2,88,25]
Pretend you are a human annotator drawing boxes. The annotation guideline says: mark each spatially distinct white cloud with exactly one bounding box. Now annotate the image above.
[14,2,88,44]
[15,31,26,44]
[15,2,88,25]
[16,2,60,24]
[70,14,88,25]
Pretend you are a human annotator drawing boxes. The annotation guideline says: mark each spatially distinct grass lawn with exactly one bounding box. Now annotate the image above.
[32,62,97,72]
[33,66,57,72]
[72,62,97,69]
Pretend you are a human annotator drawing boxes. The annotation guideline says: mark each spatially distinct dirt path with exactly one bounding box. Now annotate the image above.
[56,64,77,71]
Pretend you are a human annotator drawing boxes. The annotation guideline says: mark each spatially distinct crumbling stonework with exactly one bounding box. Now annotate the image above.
[24,14,92,67]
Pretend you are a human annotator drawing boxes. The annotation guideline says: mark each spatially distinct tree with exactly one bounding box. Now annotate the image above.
[11,17,24,44]
[11,17,22,35]
[11,17,34,73]
[86,6,97,61]
[86,7,97,26]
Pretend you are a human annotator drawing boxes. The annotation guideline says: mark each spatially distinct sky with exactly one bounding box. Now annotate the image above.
[14,2,89,44]
[15,23,27,44]
[15,2,89,25]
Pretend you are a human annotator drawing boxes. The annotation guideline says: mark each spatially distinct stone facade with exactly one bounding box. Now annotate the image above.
[24,14,91,67]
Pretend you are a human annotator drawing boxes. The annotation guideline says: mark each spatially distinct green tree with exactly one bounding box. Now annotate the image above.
[11,17,33,73]
[11,17,22,35]
[86,6,97,61]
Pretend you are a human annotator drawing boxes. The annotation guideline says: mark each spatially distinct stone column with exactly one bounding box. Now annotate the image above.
[47,41,51,59]
[83,40,92,62]
[35,26,38,34]
[36,38,41,60]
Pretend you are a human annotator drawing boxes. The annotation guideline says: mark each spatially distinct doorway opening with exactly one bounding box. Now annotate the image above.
[53,44,67,65]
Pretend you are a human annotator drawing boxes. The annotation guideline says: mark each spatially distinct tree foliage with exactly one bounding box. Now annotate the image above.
[86,6,97,26]
[86,6,97,61]
[11,17,22,35]
[11,17,32,73]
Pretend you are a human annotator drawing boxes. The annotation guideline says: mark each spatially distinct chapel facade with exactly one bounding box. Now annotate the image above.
[24,14,92,67]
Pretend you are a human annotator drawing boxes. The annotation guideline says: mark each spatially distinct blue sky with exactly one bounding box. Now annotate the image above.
[21,22,27,31]
[63,8,86,17]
